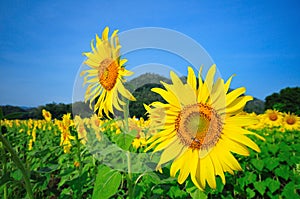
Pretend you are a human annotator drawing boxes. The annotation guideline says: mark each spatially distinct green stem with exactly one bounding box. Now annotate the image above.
[126,151,134,198]
[0,132,33,199]
[1,143,8,199]
[123,100,134,198]
[76,136,83,175]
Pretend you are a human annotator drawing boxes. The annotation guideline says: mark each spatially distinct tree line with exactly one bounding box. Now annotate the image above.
[1,73,299,120]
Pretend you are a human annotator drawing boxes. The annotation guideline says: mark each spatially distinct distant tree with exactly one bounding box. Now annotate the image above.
[265,87,300,115]
[72,101,93,118]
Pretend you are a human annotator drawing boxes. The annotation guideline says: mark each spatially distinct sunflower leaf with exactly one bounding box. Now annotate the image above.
[251,159,265,171]
[265,158,279,171]
[265,178,280,193]
[92,165,121,199]
[275,166,290,180]
[112,133,135,150]
[253,181,267,195]
[190,189,208,199]
[246,187,256,198]
[268,144,279,155]
[282,182,299,198]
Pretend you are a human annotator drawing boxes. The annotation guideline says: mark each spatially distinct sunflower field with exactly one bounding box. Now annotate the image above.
[1,26,300,199]
[0,109,299,198]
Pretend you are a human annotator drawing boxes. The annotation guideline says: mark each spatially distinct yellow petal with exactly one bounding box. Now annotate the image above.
[208,148,226,184]
[157,139,184,168]
[226,115,259,127]
[226,96,253,114]
[226,87,246,106]
[187,66,197,90]
[102,26,109,41]
[204,155,216,189]
[224,75,235,93]
[223,128,261,152]
[204,64,216,92]
[151,87,180,108]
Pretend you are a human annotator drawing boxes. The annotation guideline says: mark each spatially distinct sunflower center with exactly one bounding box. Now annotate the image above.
[269,113,278,121]
[98,58,119,91]
[286,117,296,125]
[175,103,223,150]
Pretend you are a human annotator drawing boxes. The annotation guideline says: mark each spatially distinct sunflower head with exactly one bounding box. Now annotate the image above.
[263,109,283,127]
[145,65,263,190]
[81,27,135,118]
[283,112,300,131]
[42,109,52,122]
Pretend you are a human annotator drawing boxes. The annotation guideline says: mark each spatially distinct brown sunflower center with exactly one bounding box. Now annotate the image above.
[269,113,278,121]
[175,103,223,150]
[98,58,119,91]
[286,117,296,125]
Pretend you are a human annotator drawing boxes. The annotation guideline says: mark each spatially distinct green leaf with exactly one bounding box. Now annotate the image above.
[190,189,207,199]
[253,181,267,196]
[142,172,161,185]
[246,187,256,198]
[265,158,279,171]
[152,187,164,195]
[167,186,187,198]
[36,164,59,173]
[92,165,122,199]
[275,166,290,180]
[132,184,145,199]
[251,159,264,171]
[215,177,224,193]
[11,169,22,181]
[113,133,135,150]
[279,142,291,153]
[265,178,280,193]
[244,172,257,185]
[268,144,279,155]
[185,179,197,193]
[282,182,299,198]
[292,144,300,153]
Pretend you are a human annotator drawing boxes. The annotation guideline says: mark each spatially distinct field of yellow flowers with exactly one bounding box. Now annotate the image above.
[0,109,299,198]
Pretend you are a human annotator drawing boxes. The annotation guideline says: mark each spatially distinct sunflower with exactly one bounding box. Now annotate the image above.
[145,65,264,190]
[42,109,52,122]
[80,27,135,118]
[56,113,75,153]
[263,109,283,127]
[283,112,300,131]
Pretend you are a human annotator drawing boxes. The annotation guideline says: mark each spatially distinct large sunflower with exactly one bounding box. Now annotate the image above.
[145,65,264,190]
[81,27,135,117]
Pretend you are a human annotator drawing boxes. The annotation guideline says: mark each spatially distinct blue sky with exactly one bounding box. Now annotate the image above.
[0,0,299,107]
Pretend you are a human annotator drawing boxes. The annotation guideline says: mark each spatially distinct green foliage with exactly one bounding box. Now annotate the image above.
[265,87,300,115]
[1,116,300,198]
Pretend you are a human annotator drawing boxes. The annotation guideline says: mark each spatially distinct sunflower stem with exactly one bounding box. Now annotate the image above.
[0,131,34,199]
[123,99,134,198]
[75,131,83,198]
[1,142,8,199]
